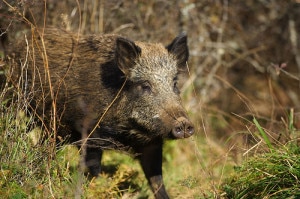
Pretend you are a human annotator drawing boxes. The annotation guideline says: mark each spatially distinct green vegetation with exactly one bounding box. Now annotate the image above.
[222,113,300,198]
[222,143,300,198]
[0,96,74,198]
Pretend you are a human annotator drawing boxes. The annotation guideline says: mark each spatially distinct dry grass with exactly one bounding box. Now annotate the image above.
[0,0,300,198]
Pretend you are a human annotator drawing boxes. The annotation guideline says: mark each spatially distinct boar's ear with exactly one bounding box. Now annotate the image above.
[116,37,141,75]
[166,33,189,71]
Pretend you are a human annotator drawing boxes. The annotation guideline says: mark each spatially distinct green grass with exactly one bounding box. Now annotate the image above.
[253,117,273,150]
[221,113,300,199]
[222,143,300,199]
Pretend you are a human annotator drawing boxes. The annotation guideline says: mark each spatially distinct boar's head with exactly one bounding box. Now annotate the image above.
[114,34,194,142]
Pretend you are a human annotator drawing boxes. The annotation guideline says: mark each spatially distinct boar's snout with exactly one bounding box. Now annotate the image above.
[172,117,194,139]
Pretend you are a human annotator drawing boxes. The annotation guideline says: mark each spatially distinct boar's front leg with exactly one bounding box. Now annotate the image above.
[85,147,103,177]
[136,138,169,199]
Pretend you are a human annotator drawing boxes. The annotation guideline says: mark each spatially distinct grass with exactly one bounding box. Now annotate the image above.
[221,112,300,199]
[222,142,300,199]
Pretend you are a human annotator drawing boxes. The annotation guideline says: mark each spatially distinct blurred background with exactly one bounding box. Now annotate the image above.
[1,0,300,198]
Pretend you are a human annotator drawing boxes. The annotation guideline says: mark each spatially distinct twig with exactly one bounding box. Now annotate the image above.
[288,17,300,81]
[0,20,12,37]
[79,77,128,154]
[99,0,104,33]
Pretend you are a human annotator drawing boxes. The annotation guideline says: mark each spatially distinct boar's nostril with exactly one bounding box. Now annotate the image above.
[186,125,194,137]
[174,126,183,135]
[172,117,194,139]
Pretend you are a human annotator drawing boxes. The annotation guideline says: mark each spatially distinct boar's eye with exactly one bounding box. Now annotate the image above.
[173,79,180,94]
[139,81,152,95]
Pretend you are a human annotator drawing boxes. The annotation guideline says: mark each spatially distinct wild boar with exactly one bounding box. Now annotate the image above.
[6,29,194,199]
